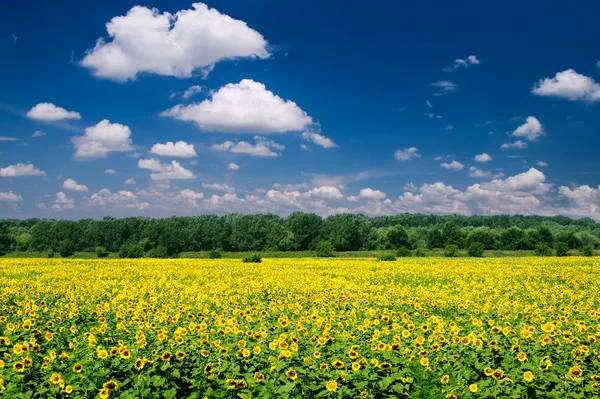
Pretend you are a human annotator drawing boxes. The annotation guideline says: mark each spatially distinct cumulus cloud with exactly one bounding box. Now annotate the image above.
[72,120,134,160]
[440,160,464,171]
[63,178,89,192]
[202,183,235,193]
[26,103,81,121]
[474,153,492,162]
[0,191,22,202]
[0,163,46,177]
[304,186,344,200]
[80,3,270,81]
[347,188,386,202]
[394,147,420,161]
[512,116,544,141]
[443,55,481,72]
[211,136,284,157]
[125,178,136,185]
[300,132,337,148]
[32,131,46,138]
[104,169,116,175]
[52,192,75,211]
[532,69,600,102]
[87,188,149,210]
[430,81,458,96]
[469,166,492,178]
[501,140,527,150]
[138,158,195,180]
[150,141,197,158]
[227,163,240,171]
[162,79,312,134]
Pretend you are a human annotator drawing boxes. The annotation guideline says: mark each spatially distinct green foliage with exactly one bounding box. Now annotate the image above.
[442,222,463,247]
[535,243,553,256]
[377,253,397,262]
[386,225,411,249]
[467,242,485,258]
[315,241,335,258]
[146,245,169,258]
[58,239,75,258]
[555,242,569,257]
[95,246,108,258]
[426,229,444,249]
[242,253,262,263]
[0,222,14,256]
[465,228,498,250]
[47,249,55,258]
[119,243,144,259]
[208,249,223,259]
[413,248,426,257]
[396,246,412,257]
[582,245,594,257]
[444,244,458,257]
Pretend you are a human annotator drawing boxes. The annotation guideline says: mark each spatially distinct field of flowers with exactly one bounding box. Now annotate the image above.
[0,258,599,399]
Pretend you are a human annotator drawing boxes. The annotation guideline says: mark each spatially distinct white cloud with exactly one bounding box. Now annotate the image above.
[474,153,492,162]
[301,132,337,148]
[347,188,386,202]
[444,125,454,131]
[125,178,136,185]
[52,192,74,211]
[32,131,46,138]
[394,147,420,161]
[72,120,134,160]
[512,116,544,141]
[0,191,22,202]
[202,183,235,193]
[537,161,548,167]
[172,85,205,100]
[80,3,270,81]
[87,188,149,210]
[227,163,240,171]
[430,80,458,96]
[26,103,81,122]
[441,160,464,171]
[532,69,600,102]
[162,79,313,134]
[300,144,310,151]
[138,158,195,180]
[150,141,197,158]
[444,55,481,72]
[469,166,491,178]
[0,163,46,177]
[0,137,17,141]
[303,186,344,200]
[63,178,89,192]
[501,140,527,150]
[104,169,116,175]
[211,136,284,157]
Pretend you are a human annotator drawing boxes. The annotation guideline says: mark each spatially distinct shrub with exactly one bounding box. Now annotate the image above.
[582,245,594,257]
[377,253,397,262]
[555,242,569,257]
[47,249,55,258]
[444,244,458,258]
[396,246,412,257]
[315,241,335,258]
[535,243,553,256]
[467,242,485,258]
[95,246,108,258]
[208,249,223,259]
[146,245,169,259]
[59,239,74,258]
[242,253,262,263]
[119,244,144,259]
[413,248,426,257]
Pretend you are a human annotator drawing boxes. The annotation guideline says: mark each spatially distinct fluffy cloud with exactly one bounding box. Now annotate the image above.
[150,141,197,158]
[0,191,22,202]
[32,131,46,138]
[162,79,313,134]
[443,55,480,72]
[63,178,89,192]
[138,158,195,180]
[501,140,527,150]
[125,178,136,185]
[87,189,149,210]
[52,192,74,211]
[300,132,337,148]
[474,153,492,163]
[26,103,81,121]
[211,136,284,157]
[170,85,204,100]
[72,120,134,160]
[468,166,492,178]
[441,160,464,171]
[347,188,386,202]
[81,3,269,81]
[104,169,116,175]
[430,81,457,96]
[532,69,600,102]
[394,147,420,161]
[227,163,240,171]
[512,116,544,141]
[304,186,344,200]
[202,183,235,193]
[0,163,46,177]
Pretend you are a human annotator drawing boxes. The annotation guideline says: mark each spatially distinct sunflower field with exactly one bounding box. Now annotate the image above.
[0,258,599,399]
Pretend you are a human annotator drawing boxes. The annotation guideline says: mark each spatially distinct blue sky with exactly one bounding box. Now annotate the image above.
[1,0,600,219]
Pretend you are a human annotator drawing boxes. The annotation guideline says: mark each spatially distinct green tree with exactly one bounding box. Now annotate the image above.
[0,222,14,255]
[59,239,75,258]
[426,229,444,249]
[95,246,108,258]
[146,245,169,258]
[555,242,569,257]
[444,244,458,257]
[467,242,485,257]
[284,212,322,250]
[442,222,464,247]
[396,246,412,257]
[535,243,553,256]
[582,245,594,257]
[315,241,335,258]
[386,225,411,249]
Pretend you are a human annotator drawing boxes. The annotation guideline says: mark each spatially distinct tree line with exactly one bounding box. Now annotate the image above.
[0,212,599,256]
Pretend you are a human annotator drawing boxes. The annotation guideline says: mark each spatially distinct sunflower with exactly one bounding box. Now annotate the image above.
[13,362,25,373]
[523,371,534,382]
[134,358,145,370]
[99,388,109,399]
[97,349,108,359]
[254,372,265,382]
[352,362,361,371]
[469,384,478,393]
[517,352,527,362]
[103,380,118,391]
[332,359,344,369]
[65,386,73,394]
[73,363,83,373]
[440,375,449,384]
[50,373,62,384]
[379,362,392,371]
[326,380,338,392]
[286,368,298,381]
[161,351,172,362]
